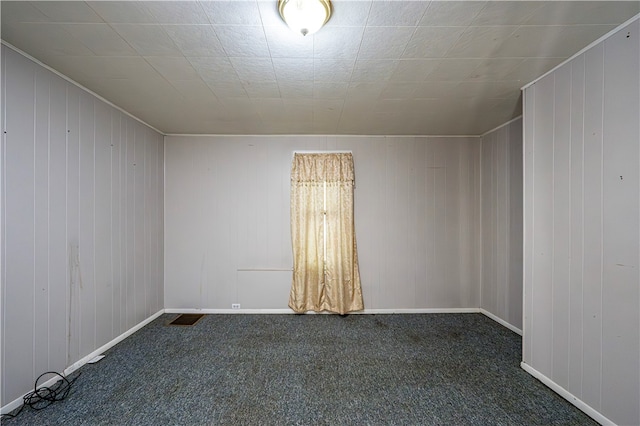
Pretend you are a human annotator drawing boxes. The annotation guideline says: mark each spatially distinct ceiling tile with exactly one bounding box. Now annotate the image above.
[1,1,49,25]
[230,57,277,81]
[445,26,519,58]
[357,26,415,60]
[351,60,399,82]
[471,1,544,26]
[523,1,640,25]
[45,56,161,82]
[278,80,314,98]
[390,59,440,81]
[163,25,226,57]
[200,1,262,25]
[273,58,314,81]
[380,82,420,100]
[451,81,522,99]
[346,82,386,100]
[367,1,430,26]
[498,25,615,58]
[325,1,372,27]
[402,27,466,58]
[205,81,248,98]
[242,82,281,98]
[111,24,182,56]
[2,22,95,57]
[314,59,355,82]
[314,26,365,58]
[214,26,270,57]
[503,57,566,84]
[30,1,104,23]
[313,82,349,99]
[424,59,484,81]
[145,56,201,80]
[264,25,314,58]
[466,58,525,81]
[419,2,486,26]
[169,79,218,102]
[414,81,458,98]
[256,1,285,27]
[87,1,156,24]
[144,2,209,24]
[188,57,240,82]
[61,23,138,56]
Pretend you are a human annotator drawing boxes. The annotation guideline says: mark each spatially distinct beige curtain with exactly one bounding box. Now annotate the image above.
[289,153,364,314]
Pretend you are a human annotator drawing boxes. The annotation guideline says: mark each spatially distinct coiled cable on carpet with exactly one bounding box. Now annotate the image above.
[0,371,80,420]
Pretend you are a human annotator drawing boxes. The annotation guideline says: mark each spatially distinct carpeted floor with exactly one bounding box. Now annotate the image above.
[3,313,597,425]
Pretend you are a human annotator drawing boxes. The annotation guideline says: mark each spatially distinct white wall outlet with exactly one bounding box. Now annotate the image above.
[231,303,241,309]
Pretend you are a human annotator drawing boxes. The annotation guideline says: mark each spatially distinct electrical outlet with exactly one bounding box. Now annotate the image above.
[231,303,241,309]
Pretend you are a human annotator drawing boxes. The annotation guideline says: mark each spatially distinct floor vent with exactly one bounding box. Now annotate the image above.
[168,314,204,326]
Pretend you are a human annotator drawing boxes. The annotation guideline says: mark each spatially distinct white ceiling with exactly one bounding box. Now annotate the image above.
[2,1,639,135]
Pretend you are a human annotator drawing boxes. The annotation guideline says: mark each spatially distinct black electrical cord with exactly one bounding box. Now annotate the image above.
[0,371,79,420]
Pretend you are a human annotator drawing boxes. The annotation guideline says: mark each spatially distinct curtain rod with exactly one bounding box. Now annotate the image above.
[293,150,352,154]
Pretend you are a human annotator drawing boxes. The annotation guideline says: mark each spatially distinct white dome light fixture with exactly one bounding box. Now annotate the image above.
[278,0,332,36]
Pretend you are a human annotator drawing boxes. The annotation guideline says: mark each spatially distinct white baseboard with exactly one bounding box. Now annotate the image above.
[1,309,164,415]
[479,309,523,335]
[1,374,65,415]
[520,362,615,426]
[164,308,481,315]
[64,309,164,376]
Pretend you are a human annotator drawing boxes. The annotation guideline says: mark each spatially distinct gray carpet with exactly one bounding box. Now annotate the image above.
[3,313,596,425]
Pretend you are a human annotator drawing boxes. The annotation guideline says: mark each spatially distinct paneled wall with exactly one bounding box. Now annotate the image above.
[480,118,523,331]
[165,135,481,311]
[523,19,639,426]
[1,46,164,407]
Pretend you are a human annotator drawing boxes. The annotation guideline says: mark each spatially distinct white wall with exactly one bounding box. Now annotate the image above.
[0,46,164,407]
[165,135,481,311]
[480,118,523,332]
[523,18,639,426]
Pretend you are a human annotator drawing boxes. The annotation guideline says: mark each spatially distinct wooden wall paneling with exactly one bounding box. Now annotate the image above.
[78,91,96,358]
[600,21,640,425]
[2,50,36,403]
[523,88,535,363]
[568,55,585,397]
[34,67,51,376]
[48,74,68,373]
[531,74,555,377]
[551,64,572,390]
[581,43,605,411]
[65,84,81,366]
[508,119,523,329]
[94,101,113,347]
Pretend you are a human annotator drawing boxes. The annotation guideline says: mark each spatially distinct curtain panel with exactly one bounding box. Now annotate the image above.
[289,153,364,314]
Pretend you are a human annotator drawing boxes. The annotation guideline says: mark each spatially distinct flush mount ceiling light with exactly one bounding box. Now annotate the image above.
[278,0,332,36]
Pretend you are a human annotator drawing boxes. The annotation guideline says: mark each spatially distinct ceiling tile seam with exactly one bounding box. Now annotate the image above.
[255,0,283,102]
[336,1,374,132]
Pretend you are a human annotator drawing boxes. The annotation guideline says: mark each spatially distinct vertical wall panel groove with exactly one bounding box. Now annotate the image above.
[1,46,164,408]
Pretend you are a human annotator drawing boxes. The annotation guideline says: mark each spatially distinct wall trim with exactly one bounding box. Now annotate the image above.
[521,13,640,90]
[480,116,523,138]
[164,308,482,315]
[0,41,165,136]
[479,309,522,335]
[164,134,483,139]
[0,309,165,415]
[64,309,165,376]
[520,362,615,426]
